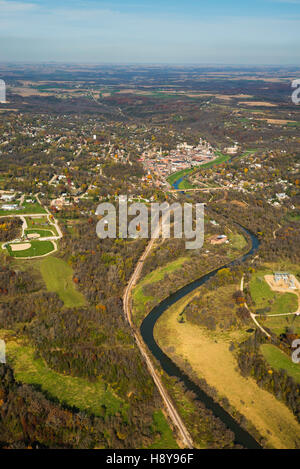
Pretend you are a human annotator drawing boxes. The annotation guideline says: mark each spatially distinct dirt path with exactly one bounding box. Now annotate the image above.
[123,216,194,449]
[240,275,271,338]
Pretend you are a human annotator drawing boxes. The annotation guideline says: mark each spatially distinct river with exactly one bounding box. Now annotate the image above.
[140,219,262,448]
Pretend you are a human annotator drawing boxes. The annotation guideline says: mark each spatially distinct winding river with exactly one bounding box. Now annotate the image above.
[140,217,262,448]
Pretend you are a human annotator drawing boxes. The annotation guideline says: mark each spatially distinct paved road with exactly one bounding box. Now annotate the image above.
[123,219,194,449]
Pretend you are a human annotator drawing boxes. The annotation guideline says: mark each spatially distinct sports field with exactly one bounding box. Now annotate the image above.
[6,240,55,258]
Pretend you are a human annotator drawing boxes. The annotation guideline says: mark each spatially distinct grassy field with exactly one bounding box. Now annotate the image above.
[0,200,46,216]
[228,232,248,251]
[259,314,300,336]
[26,216,49,228]
[133,256,189,325]
[148,411,179,449]
[167,168,193,186]
[261,344,300,384]
[25,229,55,238]
[5,339,125,417]
[154,289,300,449]
[2,333,176,447]
[6,240,55,258]
[198,151,231,169]
[26,216,59,236]
[249,270,298,315]
[37,256,86,307]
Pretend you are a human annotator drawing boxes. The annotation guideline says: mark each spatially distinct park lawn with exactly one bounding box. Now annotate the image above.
[5,339,124,417]
[25,229,55,238]
[148,411,179,449]
[249,270,298,315]
[37,256,86,307]
[133,256,189,325]
[7,240,55,258]
[259,315,300,337]
[154,290,300,449]
[261,344,300,385]
[26,216,49,229]
[198,151,231,169]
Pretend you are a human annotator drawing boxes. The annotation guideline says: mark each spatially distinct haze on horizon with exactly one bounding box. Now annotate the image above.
[0,0,300,65]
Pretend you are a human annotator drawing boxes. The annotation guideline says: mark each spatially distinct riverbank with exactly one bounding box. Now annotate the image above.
[154,289,300,449]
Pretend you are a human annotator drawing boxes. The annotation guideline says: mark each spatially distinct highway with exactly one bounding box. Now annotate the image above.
[123,218,194,449]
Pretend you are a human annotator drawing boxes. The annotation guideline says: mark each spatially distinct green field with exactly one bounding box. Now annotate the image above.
[167,168,193,186]
[6,240,55,258]
[6,340,125,417]
[26,216,50,228]
[249,271,298,315]
[4,337,176,447]
[26,216,58,236]
[38,256,86,307]
[261,344,300,384]
[198,151,231,169]
[259,314,300,337]
[25,229,55,238]
[228,232,248,250]
[148,411,178,449]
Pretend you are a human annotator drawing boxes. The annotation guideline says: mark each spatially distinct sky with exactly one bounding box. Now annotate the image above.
[0,0,300,64]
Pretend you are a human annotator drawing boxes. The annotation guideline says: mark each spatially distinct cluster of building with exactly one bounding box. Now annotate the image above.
[0,192,19,211]
[273,272,296,290]
[140,139,214,185]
